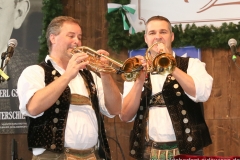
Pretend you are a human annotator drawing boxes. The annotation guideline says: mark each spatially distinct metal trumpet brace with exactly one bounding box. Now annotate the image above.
[71,46,143,81]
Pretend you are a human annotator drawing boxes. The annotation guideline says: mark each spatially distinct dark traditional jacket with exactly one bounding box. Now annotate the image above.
[26,60,111,160]
[129,56,212,159]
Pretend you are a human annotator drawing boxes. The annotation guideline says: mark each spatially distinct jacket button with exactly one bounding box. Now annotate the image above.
[130,150,136,155]
[51,144,56,149]
[191,147,196,152]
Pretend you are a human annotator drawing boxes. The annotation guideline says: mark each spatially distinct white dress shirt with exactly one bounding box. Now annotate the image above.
[17,55,114,155]
[123,52,213,142]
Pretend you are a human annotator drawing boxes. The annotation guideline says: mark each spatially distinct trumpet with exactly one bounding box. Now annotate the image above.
[71,46,143,81]
[145,42,176,75]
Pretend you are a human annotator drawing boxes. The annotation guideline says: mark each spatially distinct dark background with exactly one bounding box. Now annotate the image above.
[11,0,43,54]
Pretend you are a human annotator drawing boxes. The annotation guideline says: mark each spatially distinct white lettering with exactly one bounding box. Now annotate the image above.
[11,89,18,97]
[0,89,10,97]
[0,111,25,120]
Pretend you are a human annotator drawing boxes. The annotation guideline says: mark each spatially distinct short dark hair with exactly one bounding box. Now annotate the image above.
[145,15,172,32]
[46,16,81,52]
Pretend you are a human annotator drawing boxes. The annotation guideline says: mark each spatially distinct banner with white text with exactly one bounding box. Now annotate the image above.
[0,0,42,134]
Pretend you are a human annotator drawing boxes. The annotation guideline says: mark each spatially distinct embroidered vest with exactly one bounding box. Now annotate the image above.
[129,56,212,159]
[26,61,111,159]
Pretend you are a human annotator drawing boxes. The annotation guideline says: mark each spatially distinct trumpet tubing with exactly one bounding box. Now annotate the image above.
[71,46,121,73]
[71,46,142,81]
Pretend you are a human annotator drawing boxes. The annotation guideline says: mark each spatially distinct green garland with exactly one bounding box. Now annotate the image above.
[38,0,63,62]
[106,0,240,52]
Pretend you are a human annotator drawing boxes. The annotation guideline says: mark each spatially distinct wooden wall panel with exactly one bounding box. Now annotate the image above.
[104,117,135,160]
[1,0,240,159]
[202,48,240,157]
[202,49,215,120]
[204,119,240,156]
[0,134,31,160]
[203,49,240,120]
[62,0,111,50]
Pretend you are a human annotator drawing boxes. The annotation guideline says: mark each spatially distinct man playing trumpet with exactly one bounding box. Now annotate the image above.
[17,16,122,160]
[120,15,213,159]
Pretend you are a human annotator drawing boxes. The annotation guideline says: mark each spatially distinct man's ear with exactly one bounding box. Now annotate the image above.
[13,0,30,29]
[144,34,147,44]
[171,32,174,42]
[50,34,56,45]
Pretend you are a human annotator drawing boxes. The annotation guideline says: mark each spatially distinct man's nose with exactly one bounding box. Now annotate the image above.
[74,38,81,46]
[154,35,162,42]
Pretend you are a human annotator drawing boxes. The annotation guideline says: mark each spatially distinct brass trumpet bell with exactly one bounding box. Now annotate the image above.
[146,42,176,75]
[151,53,176,75]
[120,57,143,81]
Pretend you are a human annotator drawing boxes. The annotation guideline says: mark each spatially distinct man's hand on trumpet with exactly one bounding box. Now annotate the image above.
[96,49,111,76]
[157,42,168,53]
[96,49,110,66]
[133,55,147,83]
[65,51,89,80]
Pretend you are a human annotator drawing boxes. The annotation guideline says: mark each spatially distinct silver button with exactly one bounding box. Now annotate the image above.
[140,106,143,110]
[185,128,190,133]
[56,100,60,105]
[139,115,143,119]
[173,84,179,89]
[181,110,186,115]
[187,136,193,142]
[130,150,136,155]
[54,76,59,80]
[55,108,59,113]
[134,141,138,146]
[53,118,58,123]
[176,92,181,96]
[52,70,57,75]
[183,118,188,123]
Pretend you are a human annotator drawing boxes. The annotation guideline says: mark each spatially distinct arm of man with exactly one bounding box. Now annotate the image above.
[100,73,122,115]
[120,74,145,122]
[120,55,147,122]
[172,58,213,102]
[95,49,122,115]
[18,53,89,116]
[18,65,71,117]
[172,67,196,97]
[26,70,72,116]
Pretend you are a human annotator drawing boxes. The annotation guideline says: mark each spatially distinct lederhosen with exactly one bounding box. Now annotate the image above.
[129,56,212,159]
[25,60,111,160]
